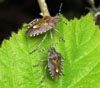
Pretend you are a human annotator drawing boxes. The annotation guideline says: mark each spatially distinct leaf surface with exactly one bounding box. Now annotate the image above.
[0,13,100,88]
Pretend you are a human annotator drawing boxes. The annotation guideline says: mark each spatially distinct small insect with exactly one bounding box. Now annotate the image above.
[87,0,100,28]
[48,47,64,79]
[26,3,65,53]
[26,15,60,37]
[33,46,64,83]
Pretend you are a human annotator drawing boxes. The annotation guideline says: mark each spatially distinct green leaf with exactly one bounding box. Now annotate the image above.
[0,13,100,88]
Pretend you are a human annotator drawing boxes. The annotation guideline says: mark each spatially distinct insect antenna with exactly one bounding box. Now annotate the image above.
[58,3,63,16]
[57,3,67,25]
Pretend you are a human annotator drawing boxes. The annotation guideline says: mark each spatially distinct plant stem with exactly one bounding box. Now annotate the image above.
[38,0,50,17]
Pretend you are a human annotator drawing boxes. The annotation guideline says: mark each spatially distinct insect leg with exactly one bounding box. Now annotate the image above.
[40,65,48,83]
[54,28,64,40]
[61,59,64,62]
[38,47,48,56]
[30,33,47,54]
[36,31,53,53]
[37,33,47,47]
[50,30,53,46]
[33,59,47,67]
[62,57,66,61]
[88,0,96,9]
[52,28,66,47]
[85,0,96,14]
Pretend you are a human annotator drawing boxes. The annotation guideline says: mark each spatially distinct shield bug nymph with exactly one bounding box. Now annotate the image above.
[33,46,64,82]
[26,3,65,53]
[48,47,64,79]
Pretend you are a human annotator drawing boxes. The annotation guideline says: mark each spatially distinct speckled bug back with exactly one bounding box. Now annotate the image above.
[32,46,64,82]
[26,15,60,37]
[48,47,63,79]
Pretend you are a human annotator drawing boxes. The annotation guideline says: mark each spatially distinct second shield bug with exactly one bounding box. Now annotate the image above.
[33,46,64,83]
[26,3,65,53]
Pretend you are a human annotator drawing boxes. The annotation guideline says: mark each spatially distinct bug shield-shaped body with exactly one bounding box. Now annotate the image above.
[48,47,63,79]
[26,15,60,37]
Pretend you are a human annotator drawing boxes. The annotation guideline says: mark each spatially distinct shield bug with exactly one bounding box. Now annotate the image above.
[48,47,64,79]
[26,3,65,53]
[33,46,64,83]
[86,0,100,28]
[26,15,60,37]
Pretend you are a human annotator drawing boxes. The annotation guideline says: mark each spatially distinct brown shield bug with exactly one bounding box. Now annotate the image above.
[48,47,64,79]
[33,46,64,83]
[86,0,100,28]
[26,3,65,53]
[26,15,60,37]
